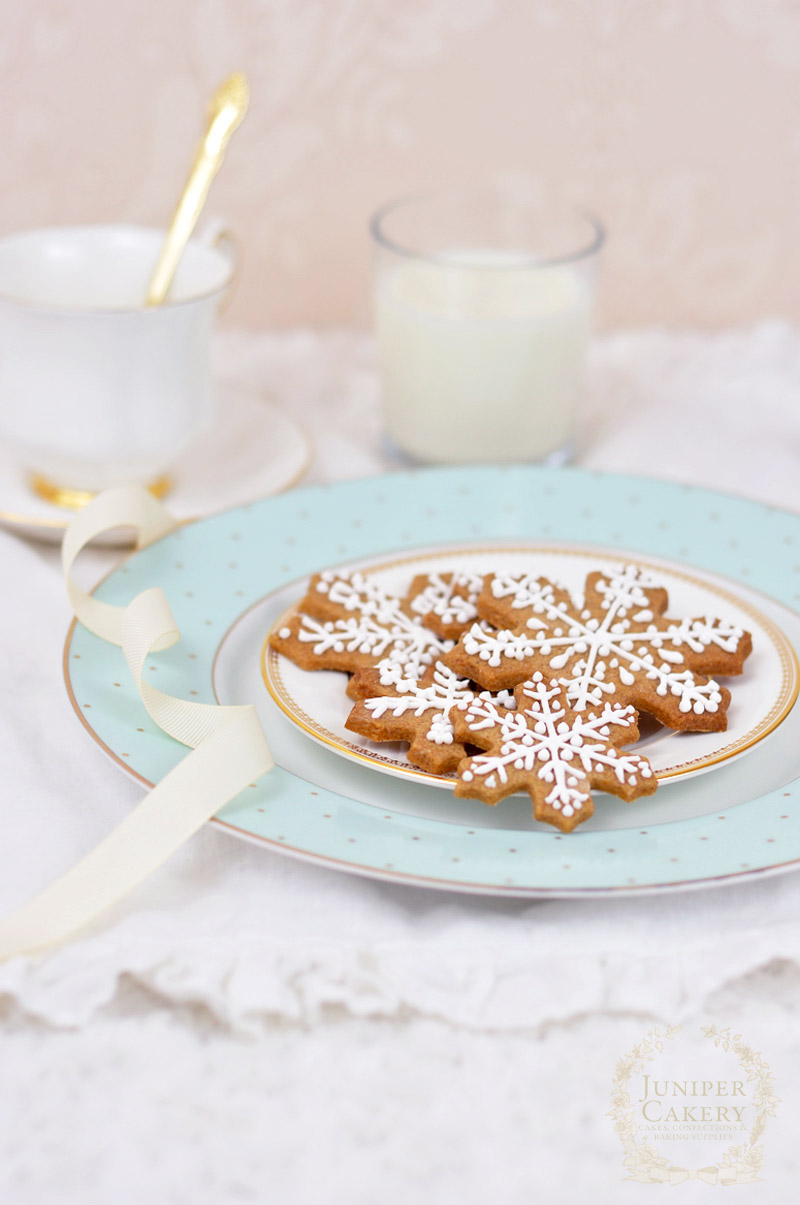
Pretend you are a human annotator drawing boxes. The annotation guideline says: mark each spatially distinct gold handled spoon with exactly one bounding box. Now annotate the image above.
[145,71,249,306]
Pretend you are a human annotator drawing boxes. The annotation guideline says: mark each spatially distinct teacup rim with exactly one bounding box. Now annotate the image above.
[0,222,235,315]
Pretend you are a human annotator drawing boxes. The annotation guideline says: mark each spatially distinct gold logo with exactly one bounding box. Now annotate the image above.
[608,1024,780,1185]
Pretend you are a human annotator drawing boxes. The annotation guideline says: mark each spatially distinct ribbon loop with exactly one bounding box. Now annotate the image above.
[62,485,181,646]
[0,485,275,962]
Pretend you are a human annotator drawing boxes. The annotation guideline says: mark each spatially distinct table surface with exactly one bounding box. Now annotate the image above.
[0,324,798,1204]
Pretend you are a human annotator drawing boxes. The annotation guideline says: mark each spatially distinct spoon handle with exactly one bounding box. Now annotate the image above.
[146,72,249,307]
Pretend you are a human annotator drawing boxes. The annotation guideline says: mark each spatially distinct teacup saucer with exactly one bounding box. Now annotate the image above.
[0,383,313,544]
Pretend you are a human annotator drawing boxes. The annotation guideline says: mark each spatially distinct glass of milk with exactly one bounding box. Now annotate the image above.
[371,185,604,464]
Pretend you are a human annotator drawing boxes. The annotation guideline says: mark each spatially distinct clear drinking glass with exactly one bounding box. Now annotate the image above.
[371,184,604,465]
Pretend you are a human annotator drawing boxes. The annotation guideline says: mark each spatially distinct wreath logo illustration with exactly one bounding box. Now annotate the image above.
[608,1024,780,1185]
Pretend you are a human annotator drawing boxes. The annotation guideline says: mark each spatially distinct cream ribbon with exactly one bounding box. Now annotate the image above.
[0,485,274,961]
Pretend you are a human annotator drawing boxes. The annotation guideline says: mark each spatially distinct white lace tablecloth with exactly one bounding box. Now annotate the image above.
[1,324,798,1203]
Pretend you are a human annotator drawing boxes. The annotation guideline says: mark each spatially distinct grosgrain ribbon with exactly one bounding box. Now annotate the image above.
[0,485,274,961]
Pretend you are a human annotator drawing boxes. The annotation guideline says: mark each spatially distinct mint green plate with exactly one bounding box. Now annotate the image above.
[65,467,800,897]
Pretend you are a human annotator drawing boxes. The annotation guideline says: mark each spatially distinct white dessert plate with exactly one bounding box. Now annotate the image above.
[262,546,798,789]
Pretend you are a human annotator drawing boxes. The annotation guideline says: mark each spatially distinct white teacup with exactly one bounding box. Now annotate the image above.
[0,223,236,498]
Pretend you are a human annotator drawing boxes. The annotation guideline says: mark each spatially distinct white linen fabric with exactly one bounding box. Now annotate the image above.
[3,324,800,1205]
[0,322,798,1034]
[1,986,795,1205]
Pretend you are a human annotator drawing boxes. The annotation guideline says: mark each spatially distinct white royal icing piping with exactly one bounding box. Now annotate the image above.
[363,662,476,747]
[457,672,653,817]
[476,565,742,713]
[409,572,484,628]
[296,572,449,677]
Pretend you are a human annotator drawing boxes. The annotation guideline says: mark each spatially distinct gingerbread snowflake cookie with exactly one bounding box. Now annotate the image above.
[270,570,448,679]
[452,674,657,831]
[445,564,751,733]
[402,571,484,640]
[345,660,515,775]
[297,571,410,624]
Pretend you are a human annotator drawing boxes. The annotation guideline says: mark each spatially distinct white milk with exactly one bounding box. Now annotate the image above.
[376,250,592,463]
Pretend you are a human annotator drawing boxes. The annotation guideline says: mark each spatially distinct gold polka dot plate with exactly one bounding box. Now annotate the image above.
[64,466,800,896]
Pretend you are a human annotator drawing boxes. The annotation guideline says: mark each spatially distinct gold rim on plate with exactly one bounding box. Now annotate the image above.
[262,545,800,787]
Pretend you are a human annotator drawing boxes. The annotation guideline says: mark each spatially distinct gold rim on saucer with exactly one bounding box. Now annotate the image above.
[0,391,315,536]
[29,473,172,511]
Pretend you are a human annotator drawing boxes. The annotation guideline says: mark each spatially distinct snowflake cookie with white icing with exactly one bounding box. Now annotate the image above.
[298,571,413,624]
[452,673,657,831]
[270,570,449,680]
[445,564,752,733]
[345,660,515,775]
[402,571,484,640]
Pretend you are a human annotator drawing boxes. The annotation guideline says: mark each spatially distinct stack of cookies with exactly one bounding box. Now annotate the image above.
[269,565,752,832]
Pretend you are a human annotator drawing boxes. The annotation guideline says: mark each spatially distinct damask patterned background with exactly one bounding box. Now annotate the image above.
[2,0,798,328]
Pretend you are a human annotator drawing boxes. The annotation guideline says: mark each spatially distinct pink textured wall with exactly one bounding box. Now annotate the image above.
[2,1,798,329]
